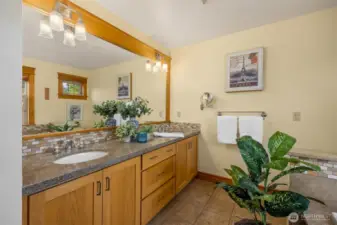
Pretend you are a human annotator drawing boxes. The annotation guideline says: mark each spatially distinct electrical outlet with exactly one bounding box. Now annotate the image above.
[293,112,301,122]
[177,111,181,118]
[159,111,163,118]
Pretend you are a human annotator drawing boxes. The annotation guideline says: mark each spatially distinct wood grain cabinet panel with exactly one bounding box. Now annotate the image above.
[142,156,175,199]
[142,144,176,170]
[186,136,198,182]
[29,171,103,225]
[103,157,141,225]
[141,178,176,225]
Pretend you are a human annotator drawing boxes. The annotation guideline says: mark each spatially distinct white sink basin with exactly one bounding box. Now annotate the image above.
[332,212,337,225]
[54,151,108,165]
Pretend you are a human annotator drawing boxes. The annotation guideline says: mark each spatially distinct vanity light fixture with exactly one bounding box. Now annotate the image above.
[39,18,53,39]
[63,26,76,47]
[38,1,87,46]
[145,53,168,73]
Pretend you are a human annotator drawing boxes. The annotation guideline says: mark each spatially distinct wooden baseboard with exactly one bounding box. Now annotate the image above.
[196,171,233,184]
[196,171,280,192]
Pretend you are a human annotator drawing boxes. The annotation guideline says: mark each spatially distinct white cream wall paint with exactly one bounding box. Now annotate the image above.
[23,58,94,127]
[171,8,337,178]
[90,58,167,122]
[0,1,22,224]
[71,0,170,56]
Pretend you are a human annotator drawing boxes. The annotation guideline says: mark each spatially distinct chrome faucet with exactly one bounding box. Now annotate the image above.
[65,140,74,150]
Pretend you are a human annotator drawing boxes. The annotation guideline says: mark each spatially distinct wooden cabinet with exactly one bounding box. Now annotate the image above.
[186,136,198,181]
[103,157,141,225]
[29,171,103,225]
[141,178,176,225]
[176,136,198,194]
[142,156,175,199]
[142,144,176,170]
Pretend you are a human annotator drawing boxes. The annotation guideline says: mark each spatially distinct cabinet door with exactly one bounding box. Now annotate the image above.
[187,136,198,181]
[29,171,103,225]
[175,140,188,194]
[103,157,141,225]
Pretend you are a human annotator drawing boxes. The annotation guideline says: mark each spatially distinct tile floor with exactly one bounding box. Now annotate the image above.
[148,179,287,225]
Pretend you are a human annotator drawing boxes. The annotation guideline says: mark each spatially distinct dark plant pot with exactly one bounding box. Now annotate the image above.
[129,117,139,128]
[235,219,270,225]
[105,117,116,127]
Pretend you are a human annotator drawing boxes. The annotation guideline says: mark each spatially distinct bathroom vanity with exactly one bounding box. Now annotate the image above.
[22,133,199,225]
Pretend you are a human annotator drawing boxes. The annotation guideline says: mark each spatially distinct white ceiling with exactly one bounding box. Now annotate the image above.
[23,6,138,70]
[98,0,337,48]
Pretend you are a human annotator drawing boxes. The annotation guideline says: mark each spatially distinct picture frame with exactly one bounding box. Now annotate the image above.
[117,73,133,99]
[226,47,264,92]
[66,104,83,121]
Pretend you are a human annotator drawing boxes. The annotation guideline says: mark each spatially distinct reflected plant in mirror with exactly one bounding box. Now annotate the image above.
[47,121,80,132]
[93,100,118,127]
[117,97,153,128]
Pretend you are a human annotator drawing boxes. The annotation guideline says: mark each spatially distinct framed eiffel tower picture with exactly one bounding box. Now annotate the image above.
[226,48,264,92]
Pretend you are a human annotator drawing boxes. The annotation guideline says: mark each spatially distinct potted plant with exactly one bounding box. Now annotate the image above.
[218,131,321,225]
[47,121,80,132]
[138,125,154,141]
[117,97,152,128]
[115,122,137,143]
[93,100,118,127]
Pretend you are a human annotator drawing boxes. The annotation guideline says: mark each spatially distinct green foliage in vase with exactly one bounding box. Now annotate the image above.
[218,131,321,225]
[115,122,137,139]
[93,100,118,119]
[47,121,80,132]
[138,125,154,134]
[117,97,153,120]
[93,120,106,128]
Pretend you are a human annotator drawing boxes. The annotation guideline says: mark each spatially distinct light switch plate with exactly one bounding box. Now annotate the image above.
[293,112,301,121]
[177,111,181,118]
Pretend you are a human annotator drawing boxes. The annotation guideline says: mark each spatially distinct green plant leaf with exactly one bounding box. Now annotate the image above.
[267,183,288,192]
[265,191,309,217]
[238,177,263,195]
[237,136,269,184]
[268,131,296,159]
[264,159,289,170]
[284,157,321,171]
[271,166,316,183]
[306,196,326,205]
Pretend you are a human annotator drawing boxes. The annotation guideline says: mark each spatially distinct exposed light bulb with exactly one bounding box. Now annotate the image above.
[162,63,168,73]
[75,19,86,41]
[50,10,64,32]
[63,27,76,47]
[145,60,152,72]
[38,19,53,39]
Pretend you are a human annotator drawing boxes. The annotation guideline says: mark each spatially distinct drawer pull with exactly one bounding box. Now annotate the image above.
[157,195,165,203]
[149,156,158,160]
[105,177,110,191]
[166,149,173,153]
[96,181,102,196]
[157,171,165,177]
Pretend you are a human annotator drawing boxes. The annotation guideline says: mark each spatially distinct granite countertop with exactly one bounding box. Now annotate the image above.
[289,149,337,162]
[23,130,200,196]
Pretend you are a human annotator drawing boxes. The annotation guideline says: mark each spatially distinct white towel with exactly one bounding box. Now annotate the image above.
[217,116,238,144]
[153,132,185,138]
[239,116,263,143]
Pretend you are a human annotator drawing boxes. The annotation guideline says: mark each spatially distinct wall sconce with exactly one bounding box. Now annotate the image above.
[200,92,215,110]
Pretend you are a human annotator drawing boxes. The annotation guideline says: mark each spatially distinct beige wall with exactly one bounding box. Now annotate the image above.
[171,8,337,178]
[90,57,167,122]
[23,58,94,127]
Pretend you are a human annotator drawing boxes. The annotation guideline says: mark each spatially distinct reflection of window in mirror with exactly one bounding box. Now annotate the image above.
[58,73,88,100]
[22,66,35,125]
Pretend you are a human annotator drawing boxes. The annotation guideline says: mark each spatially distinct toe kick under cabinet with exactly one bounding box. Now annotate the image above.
[24,135,198,225]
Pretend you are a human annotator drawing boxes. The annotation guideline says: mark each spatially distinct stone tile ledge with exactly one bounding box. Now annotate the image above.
[22,130,200,196]
[289,149,337,162]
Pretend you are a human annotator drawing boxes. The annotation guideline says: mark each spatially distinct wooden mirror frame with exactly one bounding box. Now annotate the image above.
[22,66,35,125]
[22,0,171,140]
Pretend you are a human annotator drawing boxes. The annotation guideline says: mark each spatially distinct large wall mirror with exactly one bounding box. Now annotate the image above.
[22,1,170,137]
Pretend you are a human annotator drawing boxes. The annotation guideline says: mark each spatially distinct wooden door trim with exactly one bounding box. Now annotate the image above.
[22,66,35,125]
[22,0,171,123]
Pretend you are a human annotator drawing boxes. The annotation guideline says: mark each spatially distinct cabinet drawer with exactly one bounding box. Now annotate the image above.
[142,144,176,170]
[141,178,175,225]
[142,156,175,199]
